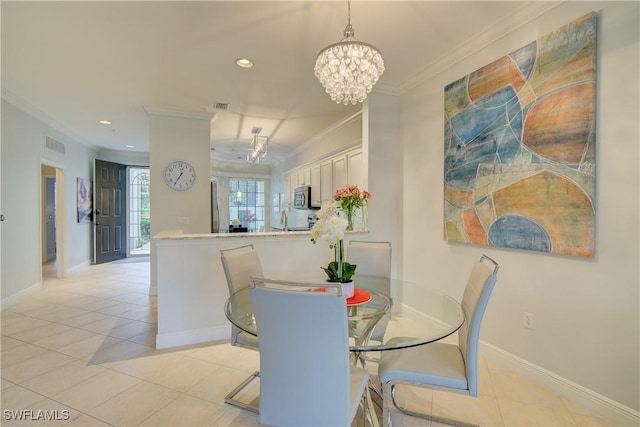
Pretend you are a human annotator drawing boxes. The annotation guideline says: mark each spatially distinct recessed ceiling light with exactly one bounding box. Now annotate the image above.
[235,58,254,69]
[98,120,112,125]
[126,144,135,148]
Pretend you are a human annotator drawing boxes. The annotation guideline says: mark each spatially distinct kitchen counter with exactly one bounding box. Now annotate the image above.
[153,229,311,240]
[152,229,367,349]
[270,226,310,232]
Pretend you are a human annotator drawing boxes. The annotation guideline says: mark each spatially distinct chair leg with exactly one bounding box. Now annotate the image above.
[224,371,260,414]
[384,382,479,427]
[364,385,380,427]
[382,382,393,427]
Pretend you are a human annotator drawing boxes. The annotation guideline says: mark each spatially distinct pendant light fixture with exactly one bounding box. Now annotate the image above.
[314,0,385,105]
[247,133,269,164]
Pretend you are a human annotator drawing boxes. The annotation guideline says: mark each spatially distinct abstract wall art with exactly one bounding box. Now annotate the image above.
[77,177,93,223]
[443,12,596,257]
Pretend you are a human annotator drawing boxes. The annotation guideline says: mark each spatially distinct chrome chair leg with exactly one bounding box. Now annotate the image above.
[224,371,260,414]
[365,385,380,427]
[384,382,478,427]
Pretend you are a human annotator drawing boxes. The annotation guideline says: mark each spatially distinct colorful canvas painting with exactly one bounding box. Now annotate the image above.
[443,12,596,257]
[77,177,92,223]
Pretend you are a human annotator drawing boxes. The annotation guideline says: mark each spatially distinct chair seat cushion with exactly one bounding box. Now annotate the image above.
[378,340,468,391]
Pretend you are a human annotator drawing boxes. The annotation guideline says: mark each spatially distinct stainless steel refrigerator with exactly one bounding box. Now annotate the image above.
[211,180,220,233]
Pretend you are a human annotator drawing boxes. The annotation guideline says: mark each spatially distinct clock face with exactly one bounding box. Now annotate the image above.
[164,161,196,191]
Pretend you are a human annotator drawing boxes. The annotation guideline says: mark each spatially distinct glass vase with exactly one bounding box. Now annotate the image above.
[361,204,368,232]
[346,209,354,231]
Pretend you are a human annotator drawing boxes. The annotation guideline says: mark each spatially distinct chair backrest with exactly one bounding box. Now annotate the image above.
[220,244,264,295]
[458,254,499,396]
[347,240,392,278]
[250,279,352,426]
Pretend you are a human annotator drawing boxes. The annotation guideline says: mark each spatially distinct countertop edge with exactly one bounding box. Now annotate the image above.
[153,230,369,241]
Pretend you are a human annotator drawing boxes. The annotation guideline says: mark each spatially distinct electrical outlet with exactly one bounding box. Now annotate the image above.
[524,312,535,329]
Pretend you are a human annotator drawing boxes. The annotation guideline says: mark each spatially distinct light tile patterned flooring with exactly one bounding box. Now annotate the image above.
[1,260,616,426]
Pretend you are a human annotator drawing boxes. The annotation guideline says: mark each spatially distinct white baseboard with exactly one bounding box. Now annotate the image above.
[68,260,90,274]
[480,341,640,426]
[155,325,230,350]
[1,282,42,310]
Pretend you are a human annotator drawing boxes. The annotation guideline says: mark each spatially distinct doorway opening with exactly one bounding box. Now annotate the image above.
[128,167,150,256]
[42,166,57,278]
[40,162,67,279]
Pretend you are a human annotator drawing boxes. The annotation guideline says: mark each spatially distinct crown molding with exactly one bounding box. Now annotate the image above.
[2,88,96,150]
[398,1,563,95]
[288,109,363,160]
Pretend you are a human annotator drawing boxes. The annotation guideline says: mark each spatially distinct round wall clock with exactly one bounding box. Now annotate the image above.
[164,160,196,191]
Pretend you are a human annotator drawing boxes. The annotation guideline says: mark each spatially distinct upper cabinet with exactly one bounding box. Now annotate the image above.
[320,161,333,203]
[333,156,347,191]
[310,164,321,206]
[285,146,362,207]
[347,150,364,189]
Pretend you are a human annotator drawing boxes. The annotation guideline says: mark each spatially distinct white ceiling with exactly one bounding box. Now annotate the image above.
[1,1,550,165]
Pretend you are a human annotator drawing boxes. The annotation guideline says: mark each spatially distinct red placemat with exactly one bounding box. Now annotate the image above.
[347,288,371,306]
[315,287,371,306]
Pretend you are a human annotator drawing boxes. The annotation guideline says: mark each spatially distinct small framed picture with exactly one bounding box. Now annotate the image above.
[76,177,92,223]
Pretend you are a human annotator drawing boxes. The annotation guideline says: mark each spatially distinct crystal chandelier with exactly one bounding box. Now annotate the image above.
[247,134,269,164]
[314,0,385,105]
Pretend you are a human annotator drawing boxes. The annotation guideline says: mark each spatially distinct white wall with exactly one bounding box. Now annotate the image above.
[96,148,149,166]
[363,93,402,279]
[1,100,98,301]
[399,1,639,413]
[147,110,213,236]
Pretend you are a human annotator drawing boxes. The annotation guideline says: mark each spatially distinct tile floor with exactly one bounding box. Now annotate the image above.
[1,260,616,427]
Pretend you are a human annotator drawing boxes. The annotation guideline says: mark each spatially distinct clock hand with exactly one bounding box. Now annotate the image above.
[175,172,183,183]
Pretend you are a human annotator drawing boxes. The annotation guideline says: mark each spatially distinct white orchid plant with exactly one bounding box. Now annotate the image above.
[310,201,357,283]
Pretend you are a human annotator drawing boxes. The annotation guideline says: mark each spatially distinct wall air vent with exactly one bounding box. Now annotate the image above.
[215,102,229,110]
[45,136,65,155]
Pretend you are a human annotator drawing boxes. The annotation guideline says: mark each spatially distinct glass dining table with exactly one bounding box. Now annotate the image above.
[224,274,465,354]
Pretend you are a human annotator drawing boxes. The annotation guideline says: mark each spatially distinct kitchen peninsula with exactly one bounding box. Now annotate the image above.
[153,229,367,349]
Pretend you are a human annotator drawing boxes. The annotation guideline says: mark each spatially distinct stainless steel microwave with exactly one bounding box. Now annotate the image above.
[294,186,312,209]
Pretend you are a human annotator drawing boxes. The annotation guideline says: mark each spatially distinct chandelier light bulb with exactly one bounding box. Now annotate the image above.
[314,2,384,105]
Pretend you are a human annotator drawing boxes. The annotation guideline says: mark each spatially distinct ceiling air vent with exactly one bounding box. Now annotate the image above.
[214,102,228,110]
[251,127,263,135]
[45,135,65,155]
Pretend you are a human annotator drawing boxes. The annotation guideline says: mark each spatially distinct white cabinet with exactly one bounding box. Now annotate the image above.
[348,151,364,189]
[333,156,347,191]
[301,168,310,187]
[320,161,333,202]
[310,165,321,206]
[284,147,363,206]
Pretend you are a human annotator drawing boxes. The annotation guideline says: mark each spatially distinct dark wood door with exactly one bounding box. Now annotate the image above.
[94,159,127,264]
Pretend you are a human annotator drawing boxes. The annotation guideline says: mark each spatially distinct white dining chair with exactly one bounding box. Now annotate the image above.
[348,240,392,355]
[220,244,263,412]
[347,240,392,279]
[377,254,499,427]
[250,278,378,427]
